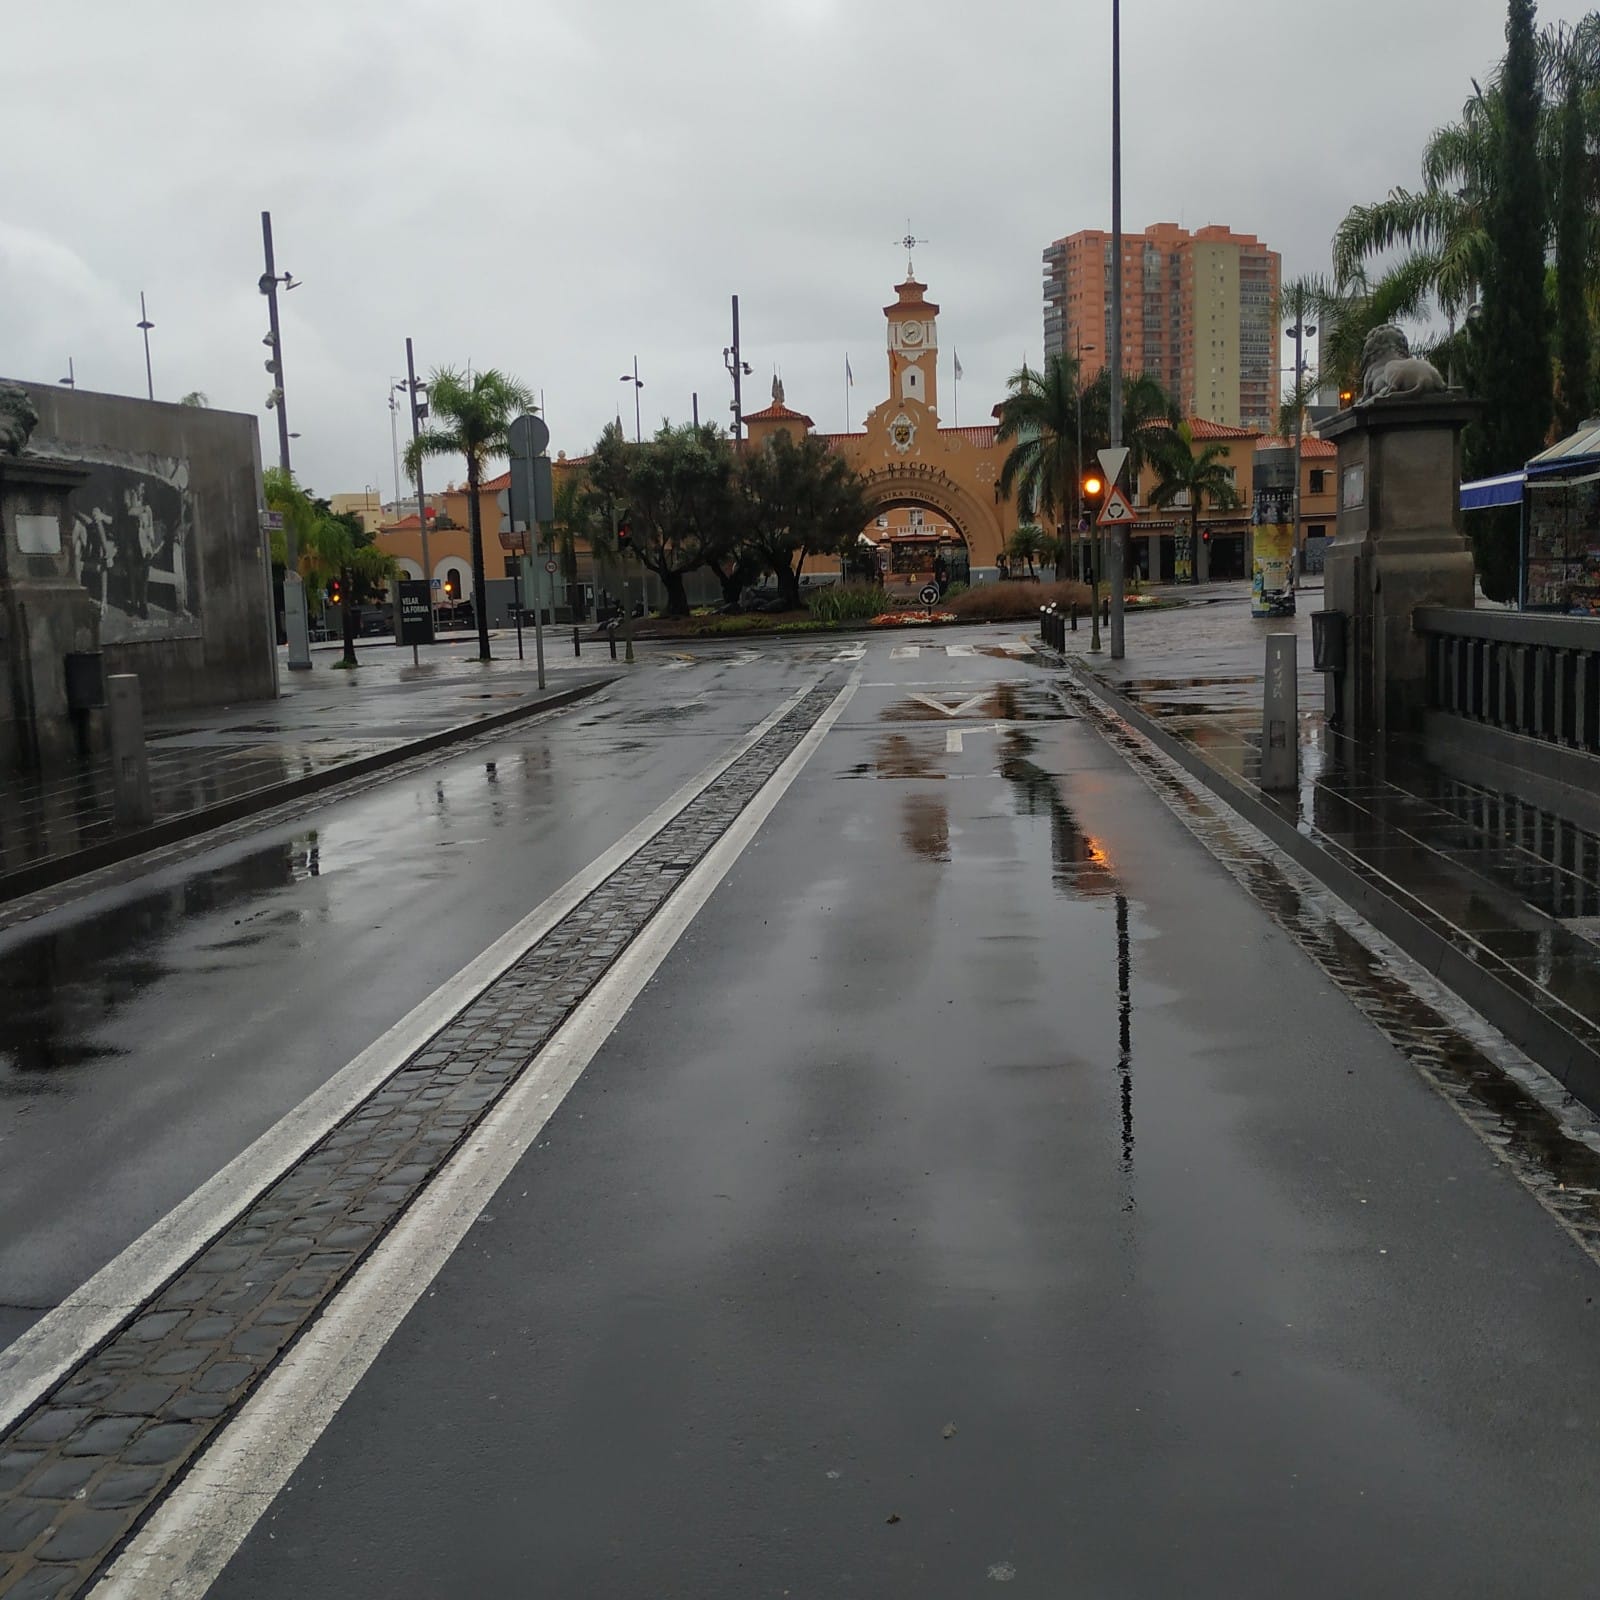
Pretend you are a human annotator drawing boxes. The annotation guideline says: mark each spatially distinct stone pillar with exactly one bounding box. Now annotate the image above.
[1322,395,1478,739]
[0,454,99,768]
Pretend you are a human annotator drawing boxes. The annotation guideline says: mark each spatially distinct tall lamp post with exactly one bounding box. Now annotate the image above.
[259,211,311,670]
[618,362,644,651]
[724,295,752,444]
[1108,0,1127,660]
[1287,315,1316,584]
[136,293,155,402]
[402,339,433,628]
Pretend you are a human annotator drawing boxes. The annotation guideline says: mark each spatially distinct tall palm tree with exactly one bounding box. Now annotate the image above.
[404,366,536,660]
[995,355,1082,530]
[1148,423,1242,585]
[1007,523,1044,579]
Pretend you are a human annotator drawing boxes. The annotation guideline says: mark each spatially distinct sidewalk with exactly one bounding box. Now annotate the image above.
[0,636,613,901]
[1054,587,1600,1106]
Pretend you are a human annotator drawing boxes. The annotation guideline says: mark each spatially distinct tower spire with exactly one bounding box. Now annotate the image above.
[894,221,928,280]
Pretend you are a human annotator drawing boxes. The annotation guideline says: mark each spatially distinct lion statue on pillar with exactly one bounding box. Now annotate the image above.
[1358,325,1447,402]
[0,385,40,456]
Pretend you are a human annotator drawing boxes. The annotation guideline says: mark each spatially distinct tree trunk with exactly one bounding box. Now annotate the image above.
[661,567,690,618]
[466,456,491,660]
[776,559,803,611]
[1191,503,1204,584]
[340,564,358,666]
[706,557,745,609]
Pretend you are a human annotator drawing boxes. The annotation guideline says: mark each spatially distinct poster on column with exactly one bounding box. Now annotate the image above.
[1251,485,1294,616]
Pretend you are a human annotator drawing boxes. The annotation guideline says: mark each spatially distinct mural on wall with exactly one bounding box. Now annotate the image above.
[49,447,200,643]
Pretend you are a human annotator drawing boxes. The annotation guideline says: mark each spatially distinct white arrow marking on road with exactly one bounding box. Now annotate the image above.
[909,692,990,718]
[946,728,963,753]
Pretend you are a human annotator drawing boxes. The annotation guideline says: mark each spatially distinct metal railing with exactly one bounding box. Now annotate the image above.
[1416,606,1600,754]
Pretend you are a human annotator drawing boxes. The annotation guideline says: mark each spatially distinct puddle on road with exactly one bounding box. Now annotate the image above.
[902,795,950,861]
[0,839,310,1085]
[880,682,1068,723]
[867,734,945,781]
[999,729,1118,899]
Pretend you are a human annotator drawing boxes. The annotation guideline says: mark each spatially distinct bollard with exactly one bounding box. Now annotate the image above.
[608,630,617,661]
[1070,604,1078,632]
[1102,596,1110,625]
[573,626,581,658]
[1260,634,1299,792]
[106,673,153,827]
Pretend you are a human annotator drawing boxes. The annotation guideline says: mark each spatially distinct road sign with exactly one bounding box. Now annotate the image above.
[919,583,941,606]
[544,559,557,574]
[1097,486,1137,526]
[397,579,434,645]
[1096,446,1130,487]
[508,413,549,458]
[508,415,553,530]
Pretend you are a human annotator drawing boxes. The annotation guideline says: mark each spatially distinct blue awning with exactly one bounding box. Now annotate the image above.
[1460,472,1526,510]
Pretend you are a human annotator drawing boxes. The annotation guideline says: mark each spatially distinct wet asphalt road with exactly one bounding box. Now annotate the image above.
[9,626,1600,1595]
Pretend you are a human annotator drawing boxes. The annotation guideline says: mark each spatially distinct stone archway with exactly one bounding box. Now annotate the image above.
[859,463,1006,567]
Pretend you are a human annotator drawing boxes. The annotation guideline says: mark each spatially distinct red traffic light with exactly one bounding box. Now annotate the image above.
[328,578,342,604]
[616,520,632,552]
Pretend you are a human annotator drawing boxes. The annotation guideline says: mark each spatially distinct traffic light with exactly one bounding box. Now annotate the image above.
[616,516,632,553]
[1083,473,1104,499]
[327,577,342,605]
[443,576,456,598]
[1338,386,1355,408]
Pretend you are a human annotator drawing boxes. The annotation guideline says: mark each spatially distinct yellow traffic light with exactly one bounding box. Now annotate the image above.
[1083,474,1104,497]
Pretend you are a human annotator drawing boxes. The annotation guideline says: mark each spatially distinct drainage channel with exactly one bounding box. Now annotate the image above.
[0,681,842,1600]
[1062,671,1600,1268]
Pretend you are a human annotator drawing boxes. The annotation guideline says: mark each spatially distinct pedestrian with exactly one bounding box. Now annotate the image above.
[933,552,948,595]
[997,552,1009,581]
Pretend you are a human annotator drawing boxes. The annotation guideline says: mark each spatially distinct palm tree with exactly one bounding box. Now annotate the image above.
[404,367,536,659]
[1007,523,1044,579]
[995,355,1083,531]
[1148,423,1243,585]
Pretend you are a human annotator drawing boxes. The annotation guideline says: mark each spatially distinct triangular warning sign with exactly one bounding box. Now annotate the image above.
[1097,486,1137,526]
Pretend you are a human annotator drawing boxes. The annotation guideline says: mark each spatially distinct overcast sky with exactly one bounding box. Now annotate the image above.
[7,0,1591,496]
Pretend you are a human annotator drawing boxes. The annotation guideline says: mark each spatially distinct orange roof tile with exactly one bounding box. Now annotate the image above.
[479,471,511,492]
[743,401,815,426]
[1256,434,1336,457]
[939,425,998,447]
[1183,417,1262,440]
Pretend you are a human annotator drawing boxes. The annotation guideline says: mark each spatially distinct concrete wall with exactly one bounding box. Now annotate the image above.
[3,381,277,712]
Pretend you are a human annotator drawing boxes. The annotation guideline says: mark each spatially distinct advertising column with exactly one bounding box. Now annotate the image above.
[1251,481,1295,616]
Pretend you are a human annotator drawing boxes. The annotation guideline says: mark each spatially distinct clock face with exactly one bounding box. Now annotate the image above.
[899,321,924,347]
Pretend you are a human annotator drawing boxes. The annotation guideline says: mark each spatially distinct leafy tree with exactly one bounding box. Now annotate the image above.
[1554,51,1593,434]
[404,366,536,658]
[179,390,210,408]
[1476,0,1552,600]
[737,429,872,609]
[587,420,735,617]
[1037,531,1067,578]
[1147,423,1243,585]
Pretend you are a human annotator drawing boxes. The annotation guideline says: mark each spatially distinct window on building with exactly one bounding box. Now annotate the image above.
[1309,469,1327,494]
[445,565,463,598]
[1306,524,1327,541]
[503,558,520,578]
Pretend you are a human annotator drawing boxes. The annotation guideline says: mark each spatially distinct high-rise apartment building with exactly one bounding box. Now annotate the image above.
[1042,223,1281,430]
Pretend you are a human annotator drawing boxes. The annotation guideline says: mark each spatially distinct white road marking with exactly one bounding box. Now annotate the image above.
[94,672,862,1600]
[908,693,991,718]
[833,644,866,662]
[0,681,820,1434]
[945,643,976,657]
[890,644,920,659]
[946,728,963,753]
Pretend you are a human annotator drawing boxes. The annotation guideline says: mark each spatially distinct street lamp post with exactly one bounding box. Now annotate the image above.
[1075,334,1097,589]
[617,363,645,650]
[1108,0,1127,660]
[259,211,311,670]
[724,295,752,444]
[403,339,433,629]
[137,293,155,402]
[1287,317,1316,583]
[59,359,75,390]
[388,378,406,511]
[620,358,643,445]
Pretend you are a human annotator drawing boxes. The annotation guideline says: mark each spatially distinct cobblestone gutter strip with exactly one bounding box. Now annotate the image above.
[1061,669,1600,1273]
[0,681,838,1600]
[0,677,614,908]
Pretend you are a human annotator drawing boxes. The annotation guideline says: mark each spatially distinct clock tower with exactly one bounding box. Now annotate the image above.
[885,277,939,418]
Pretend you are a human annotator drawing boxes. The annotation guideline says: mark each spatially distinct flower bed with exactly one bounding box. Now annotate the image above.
[870,610,958,627]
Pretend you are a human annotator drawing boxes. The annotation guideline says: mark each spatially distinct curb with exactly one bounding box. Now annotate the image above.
[1057,650,1600,1114]
[0,677,615,906]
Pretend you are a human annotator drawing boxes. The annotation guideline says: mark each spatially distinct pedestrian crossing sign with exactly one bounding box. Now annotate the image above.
[1097,487,1137,526]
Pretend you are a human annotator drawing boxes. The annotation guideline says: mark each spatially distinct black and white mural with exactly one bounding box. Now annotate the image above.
[56,448,200,643]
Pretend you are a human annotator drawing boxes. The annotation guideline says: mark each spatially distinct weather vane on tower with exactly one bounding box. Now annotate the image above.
[895,222,928,280]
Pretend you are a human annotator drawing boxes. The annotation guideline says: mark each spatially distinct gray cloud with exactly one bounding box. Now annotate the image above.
[7,0,1587,493]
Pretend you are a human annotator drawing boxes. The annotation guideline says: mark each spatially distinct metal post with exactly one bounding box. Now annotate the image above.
[1261,634,1299,792]
[137,292,155,402]
[1290,321,1307,586]
[573,626,581,657]
[1107,0,1126,659]
[261,212,311,671]
[692,392,699,427]
[513,556,525,662]
[631,355,642,445]
[405,337,433,632]
[731,295,744,444]
[530,544,547,689]
[107,674,153,827]
[389,380,404,510]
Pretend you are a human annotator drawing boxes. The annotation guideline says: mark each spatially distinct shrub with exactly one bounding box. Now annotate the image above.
[945,578,1091,622]
[807,583,891,623]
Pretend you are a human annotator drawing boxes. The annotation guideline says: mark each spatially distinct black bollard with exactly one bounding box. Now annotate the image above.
[609,631,617,661]
[573,626,581,657]
[1070,604,1078,632]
